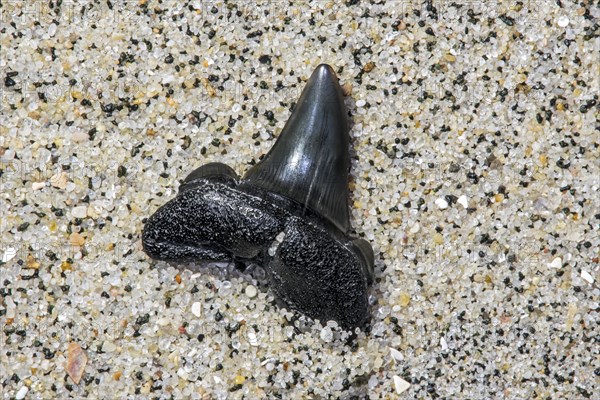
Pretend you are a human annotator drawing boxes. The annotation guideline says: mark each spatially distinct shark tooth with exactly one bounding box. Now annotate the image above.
[142,64,374,330]
[242,64,351,233]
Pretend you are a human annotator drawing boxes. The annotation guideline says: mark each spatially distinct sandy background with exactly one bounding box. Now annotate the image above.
[1,1,598,398]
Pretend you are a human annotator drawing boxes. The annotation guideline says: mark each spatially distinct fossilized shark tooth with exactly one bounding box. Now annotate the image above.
[142,64,374,330]
[242,64,351,233]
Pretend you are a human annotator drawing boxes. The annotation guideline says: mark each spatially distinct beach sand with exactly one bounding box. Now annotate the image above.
[1,1,598,398]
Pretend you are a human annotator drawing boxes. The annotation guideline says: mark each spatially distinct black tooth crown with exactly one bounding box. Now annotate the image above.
[242,64,351,233]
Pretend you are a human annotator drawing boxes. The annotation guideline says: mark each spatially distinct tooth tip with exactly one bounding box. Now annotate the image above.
[315,63,334,71]
[305,64,345,104]
[313,63,338,80]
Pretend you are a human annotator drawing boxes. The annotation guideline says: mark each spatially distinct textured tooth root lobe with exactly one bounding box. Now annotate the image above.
[266,216,369,329]
[142,180,283,261]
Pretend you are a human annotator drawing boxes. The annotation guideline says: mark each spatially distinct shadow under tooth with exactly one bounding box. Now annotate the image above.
[242,64,352,233]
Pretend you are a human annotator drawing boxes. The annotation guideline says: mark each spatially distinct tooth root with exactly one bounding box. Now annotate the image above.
[242,64,351,233]
[266,216,370,329]
[181,162,238,191]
